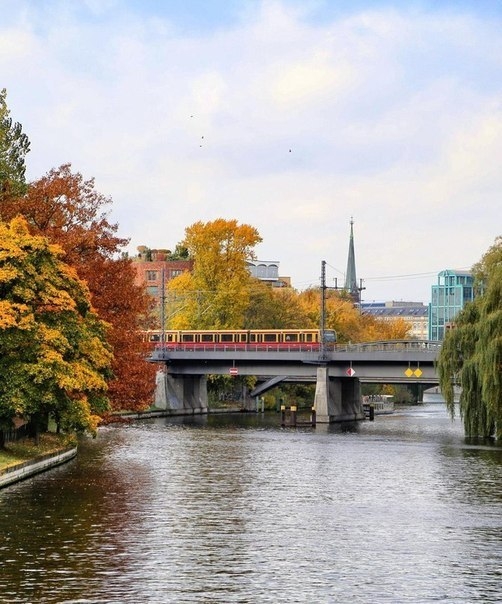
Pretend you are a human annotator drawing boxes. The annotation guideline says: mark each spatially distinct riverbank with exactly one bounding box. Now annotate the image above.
[101,406,245,424]
[0,407,248,487]
[0,433,77,489]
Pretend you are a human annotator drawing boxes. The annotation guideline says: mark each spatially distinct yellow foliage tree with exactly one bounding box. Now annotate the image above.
[168,218,262,329]
[244,283,311,328]
[297,287,410,343]
[0,217,112,440]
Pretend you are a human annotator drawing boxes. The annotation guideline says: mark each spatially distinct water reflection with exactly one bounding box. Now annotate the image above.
[0,405,501,603]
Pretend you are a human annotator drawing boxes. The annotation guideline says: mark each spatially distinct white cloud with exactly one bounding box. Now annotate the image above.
[1,1,501,302]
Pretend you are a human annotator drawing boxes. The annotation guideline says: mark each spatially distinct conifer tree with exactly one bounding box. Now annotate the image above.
[0,88,30,201]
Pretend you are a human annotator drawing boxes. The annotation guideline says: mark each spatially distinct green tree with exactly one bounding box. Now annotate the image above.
[438,238,502,438]
[0,88,30,200]
[0,217,112,444]
[167,218,262,328]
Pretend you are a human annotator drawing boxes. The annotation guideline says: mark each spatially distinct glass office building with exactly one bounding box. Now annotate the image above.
[428,270,474,340]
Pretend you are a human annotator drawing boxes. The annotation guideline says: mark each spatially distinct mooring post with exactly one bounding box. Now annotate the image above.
[311,407,316,427]
[369,403,375,421]
[280,405,286,427]
[290,405,297,427]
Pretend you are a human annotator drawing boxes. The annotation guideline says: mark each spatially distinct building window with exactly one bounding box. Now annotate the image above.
[170,270,182,278]
[257,264,267,278]
[146,270,158,281]
[147,286,159,296]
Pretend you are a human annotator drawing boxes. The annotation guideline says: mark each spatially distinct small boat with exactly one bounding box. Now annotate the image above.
[362,395,394,416]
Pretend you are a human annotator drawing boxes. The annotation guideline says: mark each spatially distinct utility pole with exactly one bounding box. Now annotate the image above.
[160,268,166,343]
[320,260,327,360]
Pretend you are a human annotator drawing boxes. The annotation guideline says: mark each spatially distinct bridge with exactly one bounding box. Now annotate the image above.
[150,340,441,423]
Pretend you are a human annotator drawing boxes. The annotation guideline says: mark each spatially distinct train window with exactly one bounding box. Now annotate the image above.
[167,333,174,342]
[240,333,247,342]
[305,333,313,342]
[181,334,194,342]
[324,330,337,342]
[201,334,214,342]
[264,333,278,342]
[149,334,160,342]
[220,333,233,342]
[249,333,258,342]
[284,333,298,342]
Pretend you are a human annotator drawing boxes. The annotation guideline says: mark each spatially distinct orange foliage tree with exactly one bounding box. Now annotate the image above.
[297,287,410,343]
[3,164,156,412]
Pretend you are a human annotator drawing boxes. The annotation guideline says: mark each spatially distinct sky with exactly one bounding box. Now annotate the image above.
[1,0,501,304]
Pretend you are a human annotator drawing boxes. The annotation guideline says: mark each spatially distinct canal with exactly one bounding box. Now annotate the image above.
[1,405,501,603]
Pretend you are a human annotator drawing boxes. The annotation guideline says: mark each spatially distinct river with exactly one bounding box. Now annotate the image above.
[0,405,501,603]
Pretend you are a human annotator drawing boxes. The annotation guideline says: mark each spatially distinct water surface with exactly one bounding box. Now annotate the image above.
[1,405,501,603]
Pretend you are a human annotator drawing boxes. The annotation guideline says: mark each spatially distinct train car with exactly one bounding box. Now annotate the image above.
[146,328,336,350]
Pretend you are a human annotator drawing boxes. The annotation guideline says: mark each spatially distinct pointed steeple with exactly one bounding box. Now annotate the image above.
[344,217,359,303]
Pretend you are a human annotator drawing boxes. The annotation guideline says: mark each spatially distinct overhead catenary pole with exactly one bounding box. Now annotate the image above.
[160,268,166,343]
[320,260,327,360]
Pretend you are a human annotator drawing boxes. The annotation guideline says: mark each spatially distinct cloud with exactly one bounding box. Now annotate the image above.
[1,0,501,302]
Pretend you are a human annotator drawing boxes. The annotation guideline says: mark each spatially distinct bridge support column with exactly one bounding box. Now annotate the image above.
[156,369,208,414]
[154,368,168,409]
[314,366,364,423]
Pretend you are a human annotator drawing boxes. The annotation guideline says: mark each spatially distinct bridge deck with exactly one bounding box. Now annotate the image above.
[150,340,441,384]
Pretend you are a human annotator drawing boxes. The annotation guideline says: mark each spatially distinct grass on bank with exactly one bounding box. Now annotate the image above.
[0,433,76,472]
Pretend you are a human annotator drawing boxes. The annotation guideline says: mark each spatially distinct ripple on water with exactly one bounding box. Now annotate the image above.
[0,408,501,603]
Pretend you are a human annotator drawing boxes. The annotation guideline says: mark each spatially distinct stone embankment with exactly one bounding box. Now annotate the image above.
[102,407,243,424]
[0,446,77,489]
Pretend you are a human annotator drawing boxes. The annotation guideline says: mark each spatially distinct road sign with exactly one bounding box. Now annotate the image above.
[405,367,423,377]
[346,367,355,377]
[229,367,238,375]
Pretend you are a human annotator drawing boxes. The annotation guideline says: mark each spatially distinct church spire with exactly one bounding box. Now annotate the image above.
[344,217,359,303]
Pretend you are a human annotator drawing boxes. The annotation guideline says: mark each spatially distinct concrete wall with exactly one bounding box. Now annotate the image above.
[155,369,208,414]
[0,447,77,489]
[314,366,364,423]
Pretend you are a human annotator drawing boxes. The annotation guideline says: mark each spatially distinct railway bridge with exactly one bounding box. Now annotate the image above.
[149,340,441,423]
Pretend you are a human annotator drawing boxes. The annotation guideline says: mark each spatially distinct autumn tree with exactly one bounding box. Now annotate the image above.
[167,218,262,328]
[3,164,156,412]
[243,282,311,329]
[438,237,502,438]
[87,255,156,411]
[297,287,410,343]
[0,88,30,201]
[0,217,112,445]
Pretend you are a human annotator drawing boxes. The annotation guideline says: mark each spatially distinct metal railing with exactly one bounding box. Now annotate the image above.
[153,343,322,354]
[335,340,442,353]
[152,340,441,356]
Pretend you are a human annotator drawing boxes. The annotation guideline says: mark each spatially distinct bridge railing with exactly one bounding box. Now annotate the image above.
[337,340,442,353]
[153,343,323,354]
[152,340,442,356]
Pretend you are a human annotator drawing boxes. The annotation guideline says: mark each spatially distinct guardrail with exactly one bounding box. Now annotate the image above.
[152,343,322,354]
[337,340,442,353]
[152,340,441,356]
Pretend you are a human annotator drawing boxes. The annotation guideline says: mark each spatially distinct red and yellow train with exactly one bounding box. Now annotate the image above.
[146,328,336,350]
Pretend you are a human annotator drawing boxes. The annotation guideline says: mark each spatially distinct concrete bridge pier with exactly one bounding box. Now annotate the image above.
[155,369,208,414]
[314,366,365,423]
